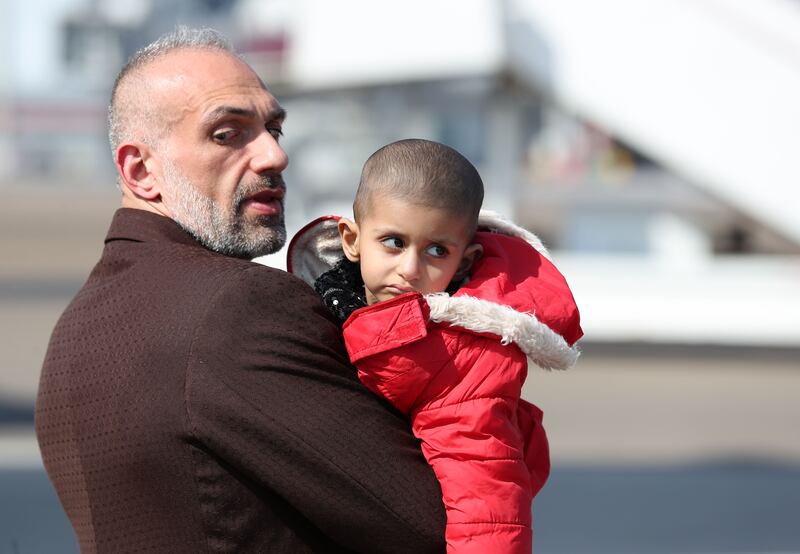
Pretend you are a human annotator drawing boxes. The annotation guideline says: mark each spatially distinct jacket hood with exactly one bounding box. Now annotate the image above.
[287,211,583,370]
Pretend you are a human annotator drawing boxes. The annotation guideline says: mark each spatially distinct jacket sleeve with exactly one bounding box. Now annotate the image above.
[517,399,551,498]
[185,265,445,554]
[353,327,540,554]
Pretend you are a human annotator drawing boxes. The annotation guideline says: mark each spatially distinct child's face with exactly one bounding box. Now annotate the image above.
[339,196,482,305]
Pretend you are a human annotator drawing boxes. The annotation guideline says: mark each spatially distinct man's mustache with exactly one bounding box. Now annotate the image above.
[251,174,285,192]
[234,174,286,212]
[260,174,285,190]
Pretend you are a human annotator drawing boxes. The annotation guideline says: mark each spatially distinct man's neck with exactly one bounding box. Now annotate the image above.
[121,192,171,219]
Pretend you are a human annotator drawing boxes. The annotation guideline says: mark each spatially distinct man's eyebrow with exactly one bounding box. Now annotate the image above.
[267,106,287,122]
[202,105,287,126]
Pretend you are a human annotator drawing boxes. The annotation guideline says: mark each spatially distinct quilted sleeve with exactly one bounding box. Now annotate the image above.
[516,399,551,498]
[349,325,543,553]
[409,334,536,554]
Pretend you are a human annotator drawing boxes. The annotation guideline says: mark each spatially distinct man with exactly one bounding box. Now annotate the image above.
[35,27,445,553]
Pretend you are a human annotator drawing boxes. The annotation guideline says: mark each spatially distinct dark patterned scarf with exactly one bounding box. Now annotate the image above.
[314,258,367,326]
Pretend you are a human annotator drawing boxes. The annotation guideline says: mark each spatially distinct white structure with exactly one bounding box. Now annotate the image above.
[5,0,800,346]
[511,0,800,246]
[266,0,800,346]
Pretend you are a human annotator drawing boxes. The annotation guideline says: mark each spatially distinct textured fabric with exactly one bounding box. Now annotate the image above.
[289,216,582,553]
[35,208,445,554]
[315,257,367,324]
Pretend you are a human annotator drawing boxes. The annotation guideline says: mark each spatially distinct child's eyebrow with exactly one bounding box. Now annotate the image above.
[370,225,399,233]
[371,226,461,247]
[430,237,461,247]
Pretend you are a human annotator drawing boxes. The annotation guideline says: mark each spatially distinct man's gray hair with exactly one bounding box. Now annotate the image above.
[108,26,238,154]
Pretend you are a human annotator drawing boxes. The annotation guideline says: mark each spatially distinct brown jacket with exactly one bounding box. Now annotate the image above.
[35,208,445,553]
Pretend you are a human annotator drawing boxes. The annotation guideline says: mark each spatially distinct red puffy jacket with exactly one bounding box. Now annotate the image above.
[288,212,583,553]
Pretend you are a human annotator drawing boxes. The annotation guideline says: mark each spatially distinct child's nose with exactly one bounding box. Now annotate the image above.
[398,252,420,282]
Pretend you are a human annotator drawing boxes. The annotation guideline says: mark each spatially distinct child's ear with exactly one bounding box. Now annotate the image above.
[338,218,361,262]
[454,243,483,281]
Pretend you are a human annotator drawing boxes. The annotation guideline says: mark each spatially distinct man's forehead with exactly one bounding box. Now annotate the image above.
[149,50,257,86]
[143,49,278,120]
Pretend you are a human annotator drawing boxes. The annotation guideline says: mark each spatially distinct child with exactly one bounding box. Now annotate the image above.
[288,139,582,553]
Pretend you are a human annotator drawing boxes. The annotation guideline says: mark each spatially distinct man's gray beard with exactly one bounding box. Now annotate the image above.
[161,159,286,259]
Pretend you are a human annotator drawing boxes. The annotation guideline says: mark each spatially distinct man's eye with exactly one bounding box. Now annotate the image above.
[213,129,239,143]
[426,245,448,258]
[380,237,404,250]
[267,126,284,140]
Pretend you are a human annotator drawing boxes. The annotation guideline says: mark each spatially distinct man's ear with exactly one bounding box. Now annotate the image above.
[116,142,161,200]
[454,243,483,280]
[337,218,361,262]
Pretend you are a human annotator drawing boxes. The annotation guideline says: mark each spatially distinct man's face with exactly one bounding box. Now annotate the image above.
[349,196,477,305]
[149,49,289,258]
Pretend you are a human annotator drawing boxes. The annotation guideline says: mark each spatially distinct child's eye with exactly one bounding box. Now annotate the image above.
[426,244,448,258]
[380,237,404,250]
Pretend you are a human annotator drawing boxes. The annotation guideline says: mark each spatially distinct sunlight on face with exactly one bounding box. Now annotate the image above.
[160,155,286,258]
[355,196,476,305]
[144,50,289,259]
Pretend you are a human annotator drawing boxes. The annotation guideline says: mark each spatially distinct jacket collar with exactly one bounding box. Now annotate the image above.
[105,208,204,249]
[425,293,580,370]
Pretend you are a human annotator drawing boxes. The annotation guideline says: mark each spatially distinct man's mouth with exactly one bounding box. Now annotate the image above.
[242,189,284,216]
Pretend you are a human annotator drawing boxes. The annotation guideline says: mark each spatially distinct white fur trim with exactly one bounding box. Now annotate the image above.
[478,210,552,261]
[425,293,579,370]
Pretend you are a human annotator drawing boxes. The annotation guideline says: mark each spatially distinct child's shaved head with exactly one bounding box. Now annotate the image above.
[353,139,484,232]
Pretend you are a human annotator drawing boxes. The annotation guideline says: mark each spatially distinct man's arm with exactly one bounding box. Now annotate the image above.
[186,265,445,554]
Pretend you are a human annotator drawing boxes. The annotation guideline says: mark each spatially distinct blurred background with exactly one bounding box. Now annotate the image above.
[1,0,799,552]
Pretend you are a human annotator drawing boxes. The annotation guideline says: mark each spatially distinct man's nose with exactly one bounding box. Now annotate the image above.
[398,251,421,282]
[249,131,289,175]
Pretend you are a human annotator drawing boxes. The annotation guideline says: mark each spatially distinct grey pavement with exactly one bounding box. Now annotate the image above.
[2,455,799,554]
